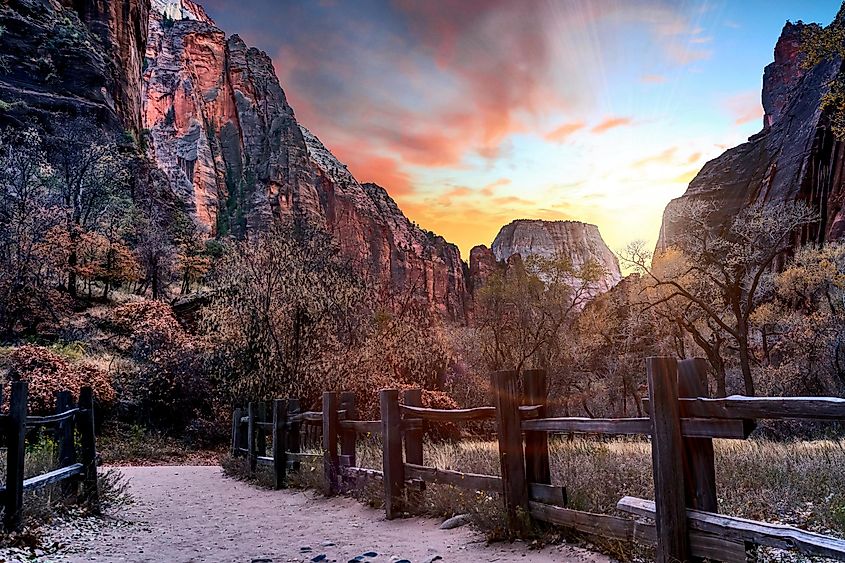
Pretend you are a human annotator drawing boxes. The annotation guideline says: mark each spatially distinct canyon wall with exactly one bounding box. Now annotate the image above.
[0,0,625,321]
[142,0,469,319]
[658,18,845,250]
[0,0,149,134]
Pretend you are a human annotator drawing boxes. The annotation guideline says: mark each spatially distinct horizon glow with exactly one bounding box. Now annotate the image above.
[201,0,840,262]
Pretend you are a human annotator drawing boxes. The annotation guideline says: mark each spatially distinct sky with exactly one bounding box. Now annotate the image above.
[200,0,841,260]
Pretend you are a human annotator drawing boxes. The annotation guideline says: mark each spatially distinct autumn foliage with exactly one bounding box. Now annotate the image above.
[6,345,115,414]
[109,301,214,434]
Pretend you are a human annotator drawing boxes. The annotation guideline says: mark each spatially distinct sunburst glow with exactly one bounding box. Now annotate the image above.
[202,0,838,257]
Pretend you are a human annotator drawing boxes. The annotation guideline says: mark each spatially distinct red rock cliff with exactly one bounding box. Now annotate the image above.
[658,15,845,249]
[143,0,469,320]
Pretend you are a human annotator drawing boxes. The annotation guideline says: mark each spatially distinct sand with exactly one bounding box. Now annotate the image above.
[57,465,610,563]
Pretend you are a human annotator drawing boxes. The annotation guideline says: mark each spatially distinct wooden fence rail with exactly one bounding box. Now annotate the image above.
[1,382,99,531]
[230,357,845,562]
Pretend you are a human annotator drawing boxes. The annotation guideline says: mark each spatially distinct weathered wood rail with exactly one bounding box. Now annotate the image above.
[1,382,99,531]
[230,357,845,562]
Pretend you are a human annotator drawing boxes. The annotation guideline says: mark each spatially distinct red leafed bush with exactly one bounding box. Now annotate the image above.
[7,345,115,414]
[110,301,216,436]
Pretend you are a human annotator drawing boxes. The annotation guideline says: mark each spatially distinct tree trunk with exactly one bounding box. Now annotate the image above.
[737,333,755,396]
[151,264,159,300]
[67,248,78,298]
[713,364,727,398]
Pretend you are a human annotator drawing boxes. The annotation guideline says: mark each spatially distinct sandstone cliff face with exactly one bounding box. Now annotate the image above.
[468,245,498,296]
[658,19,845,249]
[143,0,468,319]
[0,0,148,134]
[490,220,622,296]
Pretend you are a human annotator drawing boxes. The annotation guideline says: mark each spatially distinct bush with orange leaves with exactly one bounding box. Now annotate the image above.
[109,301,216,435]
[7,345,115,414]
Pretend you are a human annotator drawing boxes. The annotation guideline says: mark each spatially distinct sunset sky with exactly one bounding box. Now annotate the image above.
[202,0,839,259]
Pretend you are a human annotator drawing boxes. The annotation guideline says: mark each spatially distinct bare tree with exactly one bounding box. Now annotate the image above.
[475,253,607,373]
[622,200,817,395]
[203,222,364,402]
[47,118,130,297]
[0,128,64,334]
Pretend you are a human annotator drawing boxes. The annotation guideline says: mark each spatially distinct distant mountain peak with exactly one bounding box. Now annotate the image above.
[151,0,215,24]
[468,219,622,304]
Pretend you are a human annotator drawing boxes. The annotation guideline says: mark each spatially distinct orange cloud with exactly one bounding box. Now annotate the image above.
[544,121,585,142]
[591,116,634,134]
[723,90,762,126]
[443,186,473,198]
[641,74,667,84]
[493,195,536,206]
[632,147,677,168]
[672,168,700,185]
[399,198,516,258]
[436,186,474,206]
[333,149,415,196]
[480,178,511,196]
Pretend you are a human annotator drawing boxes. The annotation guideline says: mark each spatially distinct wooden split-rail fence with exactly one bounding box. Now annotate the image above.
[231,357,845,563]
[2,381,99,531]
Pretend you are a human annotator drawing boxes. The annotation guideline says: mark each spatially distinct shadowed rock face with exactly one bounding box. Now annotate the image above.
[658,19,845,250]
[468,245,498,296]
[0,0,149,134]
[143,0,469,320]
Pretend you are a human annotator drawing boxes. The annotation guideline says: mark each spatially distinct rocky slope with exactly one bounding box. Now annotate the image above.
[142,0,469,319]
[0,0,149,134]
[658,18,845,249]
[469,220,622,300]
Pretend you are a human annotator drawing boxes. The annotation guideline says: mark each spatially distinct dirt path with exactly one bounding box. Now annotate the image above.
[57,466,610,563]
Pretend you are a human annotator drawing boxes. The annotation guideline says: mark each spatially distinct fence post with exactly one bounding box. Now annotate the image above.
[340,392,357,469]
[257,401,269,458]
[647,357,691,563]
[523,369,551,487]
[272,399,288,490]
[78,386,99,514]
[55,390,78,498]
[679,359,754,562]
[402,389,424,508]
[287,399,301,472]
[402,389,423,466]
[4,381,27,531]
[247,402,256,473]
[380,389,404,520]
[678,358,717,512]
[231,407,243,458]
[322,392,340,495]
[491,370,530,536]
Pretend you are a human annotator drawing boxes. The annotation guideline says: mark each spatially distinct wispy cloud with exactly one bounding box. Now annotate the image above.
[591,116,634,134]
[632,147,677,168]
[544,121,585,142]
[723,90,763,126]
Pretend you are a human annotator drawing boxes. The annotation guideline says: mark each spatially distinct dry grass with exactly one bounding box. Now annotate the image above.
[0,438,133,549]
[222,436,845,561]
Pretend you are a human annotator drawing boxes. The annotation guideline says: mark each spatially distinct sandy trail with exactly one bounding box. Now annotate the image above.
[60,466,610,563]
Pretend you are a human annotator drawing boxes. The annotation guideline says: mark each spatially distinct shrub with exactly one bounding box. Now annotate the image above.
[109,301,216,435]
[6,345,115,414]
